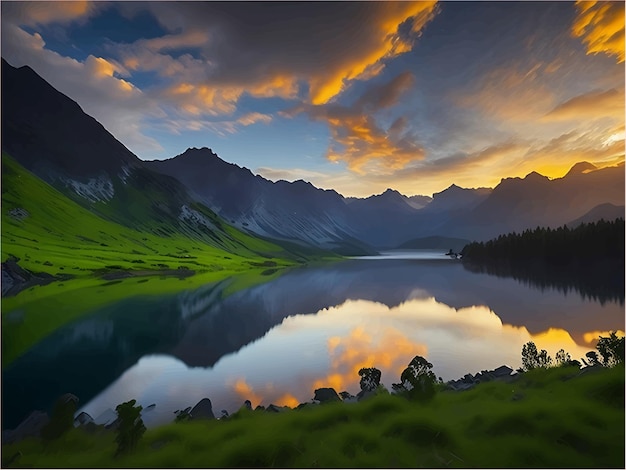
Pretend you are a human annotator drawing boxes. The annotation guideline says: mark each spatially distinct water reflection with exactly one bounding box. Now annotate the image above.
[76,297,606,428]
[2,255,623,429]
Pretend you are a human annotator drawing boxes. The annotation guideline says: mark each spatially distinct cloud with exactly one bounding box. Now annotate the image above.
[236,112,273,126]
[231,378,263,408]
[311,326,428,392]
[543,88,625,121]
[286,71,425,173]
[1,24,165,154]
[112,2,439,110]
[1,1,100,27]
[572,1,625,63]
[455,62,557,122]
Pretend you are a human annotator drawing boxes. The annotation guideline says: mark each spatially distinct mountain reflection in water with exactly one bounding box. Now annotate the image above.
[2,254,623,429]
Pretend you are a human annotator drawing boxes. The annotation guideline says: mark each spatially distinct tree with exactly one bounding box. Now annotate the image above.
[554,349,571,367]
[358,367,382,393]
[393,356,437,401]
[521,341,552,371]
[596,331,625,367]
[41,394,78,441]
[115,400,146,456]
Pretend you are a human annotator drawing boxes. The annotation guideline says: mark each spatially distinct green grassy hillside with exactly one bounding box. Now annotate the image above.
[1,153,330,365]
[1,153,295,277]
[2,364,623,468]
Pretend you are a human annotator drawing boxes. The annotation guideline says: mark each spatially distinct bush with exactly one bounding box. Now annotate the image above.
[115,400,146,456]
[521,342,552,371]
[393,356,437,401]
[596,331,625,367]
[41,394,77,441]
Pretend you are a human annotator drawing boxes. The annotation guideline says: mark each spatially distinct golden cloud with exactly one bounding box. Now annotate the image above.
[543,88,625,121]
[237,112,273,126]
[312,326,428,392]
[572,1,625,63]
[4,1,97,26]
[582,329,626,345]
[309,2,438,104]
[231,378,263,408]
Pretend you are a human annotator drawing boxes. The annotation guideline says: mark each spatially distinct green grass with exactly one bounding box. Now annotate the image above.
[1,154,339,365]
[3,365,624,468]
[1,153,295,279]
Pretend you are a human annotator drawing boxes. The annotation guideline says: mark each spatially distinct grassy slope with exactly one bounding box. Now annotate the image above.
[1,153,294,276]
[3,365,623,468]
[1,154,326,364]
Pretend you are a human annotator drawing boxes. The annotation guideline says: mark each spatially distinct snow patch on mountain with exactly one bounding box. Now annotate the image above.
[61,175,114,202]
[179,205,217,230]
[118,165,133,184]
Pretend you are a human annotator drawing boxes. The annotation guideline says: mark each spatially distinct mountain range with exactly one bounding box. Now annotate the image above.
[2,58,624,256]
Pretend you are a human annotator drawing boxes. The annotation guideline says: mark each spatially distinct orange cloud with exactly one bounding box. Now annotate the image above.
[5,1,97,26]
[292,71,425,173]
[582,329,626,345]
[572,1,625,63]
[236,112,273,126]
[309,2,438,104]
[274,393,301,408]
[543,88,625,121]
[231,378,263,408]
[312,326,428,392]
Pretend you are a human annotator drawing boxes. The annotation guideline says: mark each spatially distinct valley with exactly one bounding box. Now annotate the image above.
[1,1,624,466]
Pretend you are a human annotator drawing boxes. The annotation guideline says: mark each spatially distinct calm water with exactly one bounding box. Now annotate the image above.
[3,250,624,429]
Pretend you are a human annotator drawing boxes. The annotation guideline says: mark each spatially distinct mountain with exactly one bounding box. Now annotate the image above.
[424,184,492,213]
[144,148,373,255]
[567,203,625,228]
[438,164,625,240]
[0,58,307,270]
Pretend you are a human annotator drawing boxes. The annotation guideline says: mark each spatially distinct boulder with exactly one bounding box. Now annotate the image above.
[73,411,94,427]
[266,404,289,413]
[190,398,215,420]
[339,391,352,399]
[313,387,341,403]
[356,389,376,401]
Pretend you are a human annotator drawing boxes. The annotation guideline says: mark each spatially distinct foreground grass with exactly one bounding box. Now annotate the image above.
[3,365,624,468]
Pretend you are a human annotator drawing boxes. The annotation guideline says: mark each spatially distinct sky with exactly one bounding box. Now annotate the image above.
[1,1,624,197]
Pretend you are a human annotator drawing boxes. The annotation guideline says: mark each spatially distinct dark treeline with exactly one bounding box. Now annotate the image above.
[461,218,625,305]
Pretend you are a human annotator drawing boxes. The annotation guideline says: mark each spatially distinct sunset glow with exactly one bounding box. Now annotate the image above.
[2,1,623,197]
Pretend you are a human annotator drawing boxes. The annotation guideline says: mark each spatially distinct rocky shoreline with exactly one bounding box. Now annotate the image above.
[2,364,518,445]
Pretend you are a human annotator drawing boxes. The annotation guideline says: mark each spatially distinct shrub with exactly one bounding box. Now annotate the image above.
[393,356,437,401]
[596,331,625,367]
[521,341,552,371]
[114,400,146,456]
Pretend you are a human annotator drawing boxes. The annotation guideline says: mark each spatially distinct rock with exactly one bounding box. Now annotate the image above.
[94,408,118,427]
[493,365,514,377]
[356,389,376,401]
[254,405,266,411]
[2,410,49,444]
[313,387,341,403]
[190,398,215,420]
[339,391,355,400]
[244,400,252,410]
[73,411,94,427]
[266,404,289,413]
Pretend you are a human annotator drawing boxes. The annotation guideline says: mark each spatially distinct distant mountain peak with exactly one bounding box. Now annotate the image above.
[524,171,549,181]
[565,161,597,178]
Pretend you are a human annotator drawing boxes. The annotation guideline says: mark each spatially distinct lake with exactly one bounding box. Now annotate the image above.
[2,250,624,429]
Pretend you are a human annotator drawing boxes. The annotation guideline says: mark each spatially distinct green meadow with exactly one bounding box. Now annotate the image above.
[3,364,623,468]
[1,154,334,366]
